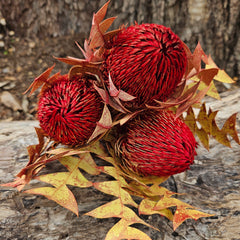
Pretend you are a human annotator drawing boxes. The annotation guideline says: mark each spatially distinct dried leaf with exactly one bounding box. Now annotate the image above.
[197,68,218,86]
[206,56,235,83]
[183,104,240,149]
[154,196,194,211]
[55,56,94,66]
[23,152,102,215]
[40,72,61,95]
[94,181,138,207]
[99,17,117,34]
[88,104,112,143]
[36,169,92,188]
[68,64,101,80]
[92,0,110,26]
[24,64,55,96]
[139,198,173,220]
[60,154,100,176]
[105,219,152,240]
[173,208,213,231]
[85,198,154,229]
[25,185,79,216]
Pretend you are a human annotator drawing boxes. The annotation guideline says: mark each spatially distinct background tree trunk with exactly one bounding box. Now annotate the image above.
[0,0,239,79]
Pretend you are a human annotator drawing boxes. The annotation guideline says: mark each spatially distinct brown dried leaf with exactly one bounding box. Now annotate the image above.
[24,64,55,96]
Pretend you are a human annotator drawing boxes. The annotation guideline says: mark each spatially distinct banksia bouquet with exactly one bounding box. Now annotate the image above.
[3,1,239,239]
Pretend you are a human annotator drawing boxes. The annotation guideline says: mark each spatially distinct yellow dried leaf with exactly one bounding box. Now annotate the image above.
[25,185,78,216]
[221,113,240,144]
[106,219,152,240]
[36,171,92,188]
[154,196,194,211]
[86,199,122,219]
[94,181,138,207]
[139,198,173,220]
[60,154,100,176]
[195,127,209,150]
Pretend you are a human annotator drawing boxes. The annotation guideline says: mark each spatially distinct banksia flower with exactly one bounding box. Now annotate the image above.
[37,74,103,146]
[103,23,187,107]
[116,110,197,176]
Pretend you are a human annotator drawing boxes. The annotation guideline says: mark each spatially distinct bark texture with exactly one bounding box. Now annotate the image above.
[0,0,239,79]
[0,89,240,240]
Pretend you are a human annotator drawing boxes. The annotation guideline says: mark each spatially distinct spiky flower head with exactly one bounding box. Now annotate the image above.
[116,110,197,176]
[37,74,103,146]
[103,23,187,108]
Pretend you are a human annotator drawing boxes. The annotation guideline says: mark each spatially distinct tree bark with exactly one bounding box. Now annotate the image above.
[0,0,239,79]
[0,88,240,240]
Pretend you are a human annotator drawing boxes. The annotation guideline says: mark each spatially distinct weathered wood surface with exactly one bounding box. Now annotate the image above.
[0,88,240,240]
[0,0,239,79]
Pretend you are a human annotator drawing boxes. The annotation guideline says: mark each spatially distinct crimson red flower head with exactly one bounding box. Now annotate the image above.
[116,110,197,176]
[37,74,103,146]
[103,23,187,107]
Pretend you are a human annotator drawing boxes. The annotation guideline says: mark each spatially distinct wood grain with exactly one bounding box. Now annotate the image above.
[0,88,239,240]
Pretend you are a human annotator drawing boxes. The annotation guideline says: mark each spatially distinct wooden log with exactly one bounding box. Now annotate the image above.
[0,88,239,240]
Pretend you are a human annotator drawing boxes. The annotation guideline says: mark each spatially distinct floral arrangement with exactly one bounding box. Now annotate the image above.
[3,1,239,239]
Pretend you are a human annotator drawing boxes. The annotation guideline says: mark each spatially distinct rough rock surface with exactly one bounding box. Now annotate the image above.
[0,89,239,240]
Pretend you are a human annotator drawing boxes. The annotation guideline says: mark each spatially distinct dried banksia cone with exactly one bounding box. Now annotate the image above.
[103,23,187,107]
[116,110,197,176]
[38,74,103,146]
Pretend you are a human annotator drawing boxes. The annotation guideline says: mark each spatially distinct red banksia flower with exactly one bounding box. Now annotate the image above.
[103,23,187,107]
[116,110,197,176]
[38,74,103,146]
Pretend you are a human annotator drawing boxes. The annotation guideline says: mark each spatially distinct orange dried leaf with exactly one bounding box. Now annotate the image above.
[191,42,208,72]
[99,17,116,34]
[173,208,213,231]
[89,23,105,49]
[55,56,91,66]
[1,177,27,192]
[103,29,122,42]
[92,0,110,26]
[24,64,55,95]
[46,148,88,156]
[176,83,211,118]
[68,64,101,80]
[40,72,61,95]
[197,68,218,86]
